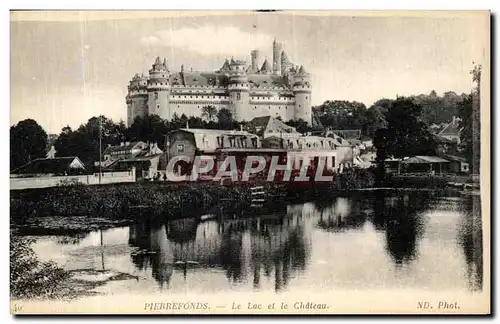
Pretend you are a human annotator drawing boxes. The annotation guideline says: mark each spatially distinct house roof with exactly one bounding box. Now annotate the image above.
[178,128,257,137]
[403,156,449,164]
[11,157,86,174]
[248,116,271,129]
[444,155,467,162]
[248,116,300,137]
[439,118,463,136]
[433,134,457,144]
[104,141,144,155]
[119,154,163,163]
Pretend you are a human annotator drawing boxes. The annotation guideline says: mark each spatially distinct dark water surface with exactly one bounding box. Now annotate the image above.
[27,190,483,294]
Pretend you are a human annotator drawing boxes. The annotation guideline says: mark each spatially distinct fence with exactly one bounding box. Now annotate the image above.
[10,168,136,190]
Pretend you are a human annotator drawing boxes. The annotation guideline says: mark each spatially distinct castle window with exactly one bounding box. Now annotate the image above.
[154,92,158,100]
[157,105,160,109]
[237,93,241,101]
[306,96,308,99]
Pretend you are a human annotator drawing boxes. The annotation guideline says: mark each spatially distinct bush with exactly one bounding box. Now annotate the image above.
[10,234,70,299]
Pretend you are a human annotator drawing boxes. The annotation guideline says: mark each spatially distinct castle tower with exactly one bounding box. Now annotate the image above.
[228,59,250,122]
[147,56,171,119]
[293,65,312,125]
[126,73,149,126]
[251,50,260,73]
[272,39,282,75]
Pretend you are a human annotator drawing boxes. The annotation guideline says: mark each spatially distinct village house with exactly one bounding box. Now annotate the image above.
[11,156,87,178]
[98,141,164,180]
[438,116,463,144]
[247,116,356,172]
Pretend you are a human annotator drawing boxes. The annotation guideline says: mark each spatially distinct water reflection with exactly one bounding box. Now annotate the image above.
[457,195,483,291]
[26,190,484,294]
[128,212,310,291]
[370,192,428,266]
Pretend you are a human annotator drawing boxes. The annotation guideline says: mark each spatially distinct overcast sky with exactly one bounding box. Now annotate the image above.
[10,11,489,134]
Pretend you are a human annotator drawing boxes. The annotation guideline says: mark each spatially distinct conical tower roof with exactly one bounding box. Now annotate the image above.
[220,59,230,72]
[298,65,308,74]
[260,58,272,73]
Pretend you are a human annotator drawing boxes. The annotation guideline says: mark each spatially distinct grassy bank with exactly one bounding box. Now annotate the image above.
[11,168,459,226]
[11,182,252,223]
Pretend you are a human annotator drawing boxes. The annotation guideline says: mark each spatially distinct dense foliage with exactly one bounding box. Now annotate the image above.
[458,65,482,174]
[10,119,48,170]
[373,97,436,162]
[10,234,70,299]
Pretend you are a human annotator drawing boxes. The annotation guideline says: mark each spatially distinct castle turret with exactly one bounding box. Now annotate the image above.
[147,57,171,119]
[127,73,149,126]
[293,65,312,125]
[272,39,282,75]
[228,59,250,121]
[251,49,260,73]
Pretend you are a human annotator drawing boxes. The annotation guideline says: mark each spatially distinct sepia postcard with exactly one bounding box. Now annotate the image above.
[9,10,490,315]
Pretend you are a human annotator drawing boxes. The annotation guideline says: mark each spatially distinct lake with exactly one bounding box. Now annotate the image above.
[25,190,483,295]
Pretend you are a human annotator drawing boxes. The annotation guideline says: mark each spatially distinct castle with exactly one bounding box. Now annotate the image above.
[126,39,312,126]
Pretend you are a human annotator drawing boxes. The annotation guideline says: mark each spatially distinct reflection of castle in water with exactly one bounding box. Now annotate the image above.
[127,192,483,293]
[128,211,311,291]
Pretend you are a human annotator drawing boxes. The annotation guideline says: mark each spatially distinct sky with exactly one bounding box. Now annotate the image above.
[10,11,489,134]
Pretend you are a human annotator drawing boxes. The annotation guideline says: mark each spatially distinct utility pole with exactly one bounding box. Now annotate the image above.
[99,115,102,185]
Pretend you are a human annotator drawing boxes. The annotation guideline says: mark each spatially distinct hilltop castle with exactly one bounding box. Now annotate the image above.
[126,39,312,126]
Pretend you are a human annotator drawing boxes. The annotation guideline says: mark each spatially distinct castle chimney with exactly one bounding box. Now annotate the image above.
[186,121,189,129]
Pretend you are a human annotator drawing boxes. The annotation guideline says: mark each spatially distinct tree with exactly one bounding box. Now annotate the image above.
[10,119,48,170]
[201,105,218,122]
[362,105,387,138]
[54,116,126,169]
[459,65,482,174]
[373,97,436,165]
[127,114,169,145]
[216,108,237,130]
[285,118,312,134]
[314,100,367,131]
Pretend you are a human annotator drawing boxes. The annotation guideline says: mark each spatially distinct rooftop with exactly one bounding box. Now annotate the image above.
[11,157,86,175]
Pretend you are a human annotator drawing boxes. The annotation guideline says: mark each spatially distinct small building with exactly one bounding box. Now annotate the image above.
[165,128,261,160]
[10,157,87,177]
[402,156,449,175]
[438,117,463,144]
[99,141,164,180]
[444,155,470,174]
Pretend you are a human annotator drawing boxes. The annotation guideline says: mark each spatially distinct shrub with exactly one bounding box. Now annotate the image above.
[10,234,70,299]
